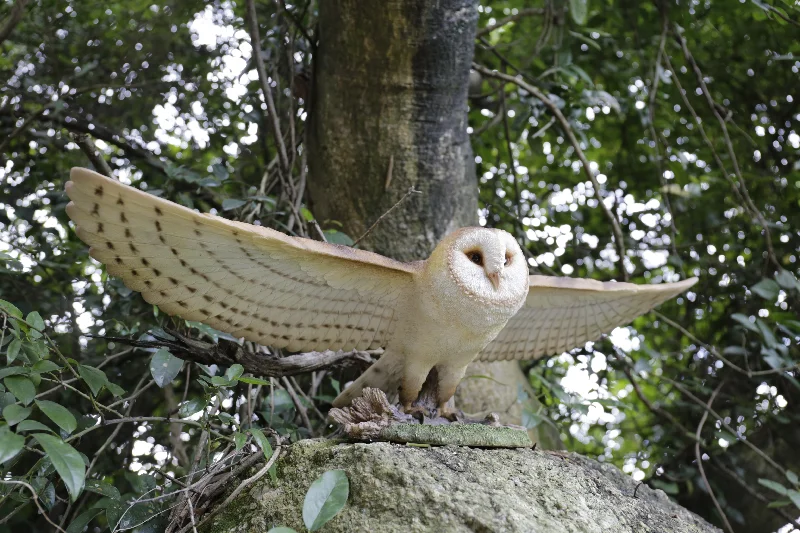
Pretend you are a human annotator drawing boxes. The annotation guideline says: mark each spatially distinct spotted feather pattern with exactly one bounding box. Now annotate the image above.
[479,275,698,361]
[65,168,417,352]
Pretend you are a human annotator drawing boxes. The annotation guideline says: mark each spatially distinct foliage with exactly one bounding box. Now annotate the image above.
[1,0,799,532]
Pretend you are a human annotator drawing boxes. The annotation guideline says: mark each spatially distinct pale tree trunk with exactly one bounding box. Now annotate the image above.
[307,0,560,448]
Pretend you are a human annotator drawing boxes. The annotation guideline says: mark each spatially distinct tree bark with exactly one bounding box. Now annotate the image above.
[307,0,561,448]
[307,0,478,261]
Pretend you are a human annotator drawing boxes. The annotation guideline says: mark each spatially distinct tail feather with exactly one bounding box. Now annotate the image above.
[332,353,401,408]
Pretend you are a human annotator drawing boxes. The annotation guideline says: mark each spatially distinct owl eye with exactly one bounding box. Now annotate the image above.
[467,251,483,266]
[504,252,513,266]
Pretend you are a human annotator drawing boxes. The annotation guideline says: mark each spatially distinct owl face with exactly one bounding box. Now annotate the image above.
[416,227,529,326]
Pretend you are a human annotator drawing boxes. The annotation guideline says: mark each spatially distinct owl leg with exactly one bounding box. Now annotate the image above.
[399,360,433,415]
[435,364,468,420]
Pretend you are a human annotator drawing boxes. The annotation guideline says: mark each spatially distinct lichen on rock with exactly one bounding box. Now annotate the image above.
[204,439,720,533]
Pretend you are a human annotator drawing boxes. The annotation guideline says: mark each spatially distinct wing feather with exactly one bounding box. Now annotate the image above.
[479,275,697,361]
[65,167,418,352]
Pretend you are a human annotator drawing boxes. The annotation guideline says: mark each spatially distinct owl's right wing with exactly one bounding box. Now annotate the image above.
[65,168,420,352]
[478,275,697,362]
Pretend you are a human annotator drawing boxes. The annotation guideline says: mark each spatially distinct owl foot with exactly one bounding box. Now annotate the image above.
[402,404,429,422]
[436,406,460,422]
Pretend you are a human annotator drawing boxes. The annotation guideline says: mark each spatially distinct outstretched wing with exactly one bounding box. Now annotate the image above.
[65,167,419,352]
[479,275,697,361]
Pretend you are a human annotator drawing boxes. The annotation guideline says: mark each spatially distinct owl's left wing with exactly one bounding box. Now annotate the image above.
[478,275,698,362]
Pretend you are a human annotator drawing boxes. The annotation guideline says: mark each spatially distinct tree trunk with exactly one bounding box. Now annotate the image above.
[307,0,478,261]
[307,0,561,448]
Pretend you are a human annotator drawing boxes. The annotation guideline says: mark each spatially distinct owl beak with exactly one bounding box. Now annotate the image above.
[487,271,501,290]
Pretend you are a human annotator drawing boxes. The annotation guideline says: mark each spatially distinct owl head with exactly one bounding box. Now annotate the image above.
[427,227,529,313]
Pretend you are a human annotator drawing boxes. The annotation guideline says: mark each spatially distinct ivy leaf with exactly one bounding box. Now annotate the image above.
[33,433,86,501]
[267,528,299,533]
[36,400,78,434]
[302,470,349,531]
[4,376,36,405]
[149,349,184,388]
[250,428,278,482]
[233,432,247,451]
[3,404,32,425]
[0,425,25,463]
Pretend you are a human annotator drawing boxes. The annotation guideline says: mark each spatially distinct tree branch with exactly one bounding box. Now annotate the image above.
[473,63,629,280]
[0,0,30,47]
[94,330,380,378]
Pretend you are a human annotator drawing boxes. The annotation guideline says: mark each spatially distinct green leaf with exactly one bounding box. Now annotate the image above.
[66,508,103,533]
[6,338,21,364]
[0,425,25,463]
[267,528,299,533]
[26,311,45,338]
[786,470,799,486]
[78,365,108,397]
[225,364,244,381]
[249,428,274,460]
[751,278,780,299]
[16,420,53,433]
[569,0,588,25]
[179,398,206,418]
[222,198,247,211]
[250,428,278,482]
[4,376,36,405]
[788,490,800,510]
[0,299,23,319]
[233,432,247,451]
[31,360,61,374]
[149,349,184,388]
[33,433,86,501]
[731,313,759,333]
[302,470,349,531]
[758,478,788,496]
[0,366,29,380]
[776,269,800,291]
[322,229,355,246]
[85,479,121,500]
[3,404,32,425]
[238,376,271,386]
[36,400,77,434]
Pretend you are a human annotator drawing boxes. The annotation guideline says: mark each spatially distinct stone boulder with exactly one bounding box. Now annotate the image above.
[206,439,720,533]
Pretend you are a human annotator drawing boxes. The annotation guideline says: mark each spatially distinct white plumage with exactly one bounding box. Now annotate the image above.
[65,168,697,414]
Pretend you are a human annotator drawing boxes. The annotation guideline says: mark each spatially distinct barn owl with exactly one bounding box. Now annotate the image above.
[65,168,697,416]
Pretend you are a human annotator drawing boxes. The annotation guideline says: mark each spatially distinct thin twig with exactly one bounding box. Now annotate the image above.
[476,7,545,37]
[352,186,422,247]
[281,376,313,435]
[72,133,114,177]
[473,63,629,280]
[694,382,734,533]
[246,0,290,172]
[0,480,67,533]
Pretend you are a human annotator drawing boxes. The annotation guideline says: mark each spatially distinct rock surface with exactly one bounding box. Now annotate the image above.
[206,439,720,533]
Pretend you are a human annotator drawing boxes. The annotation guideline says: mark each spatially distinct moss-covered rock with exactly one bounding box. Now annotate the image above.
[206,439,720,533]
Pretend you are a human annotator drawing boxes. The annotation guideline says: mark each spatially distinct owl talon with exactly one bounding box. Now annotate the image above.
[437,406,460,422]
[402,404,428,421]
